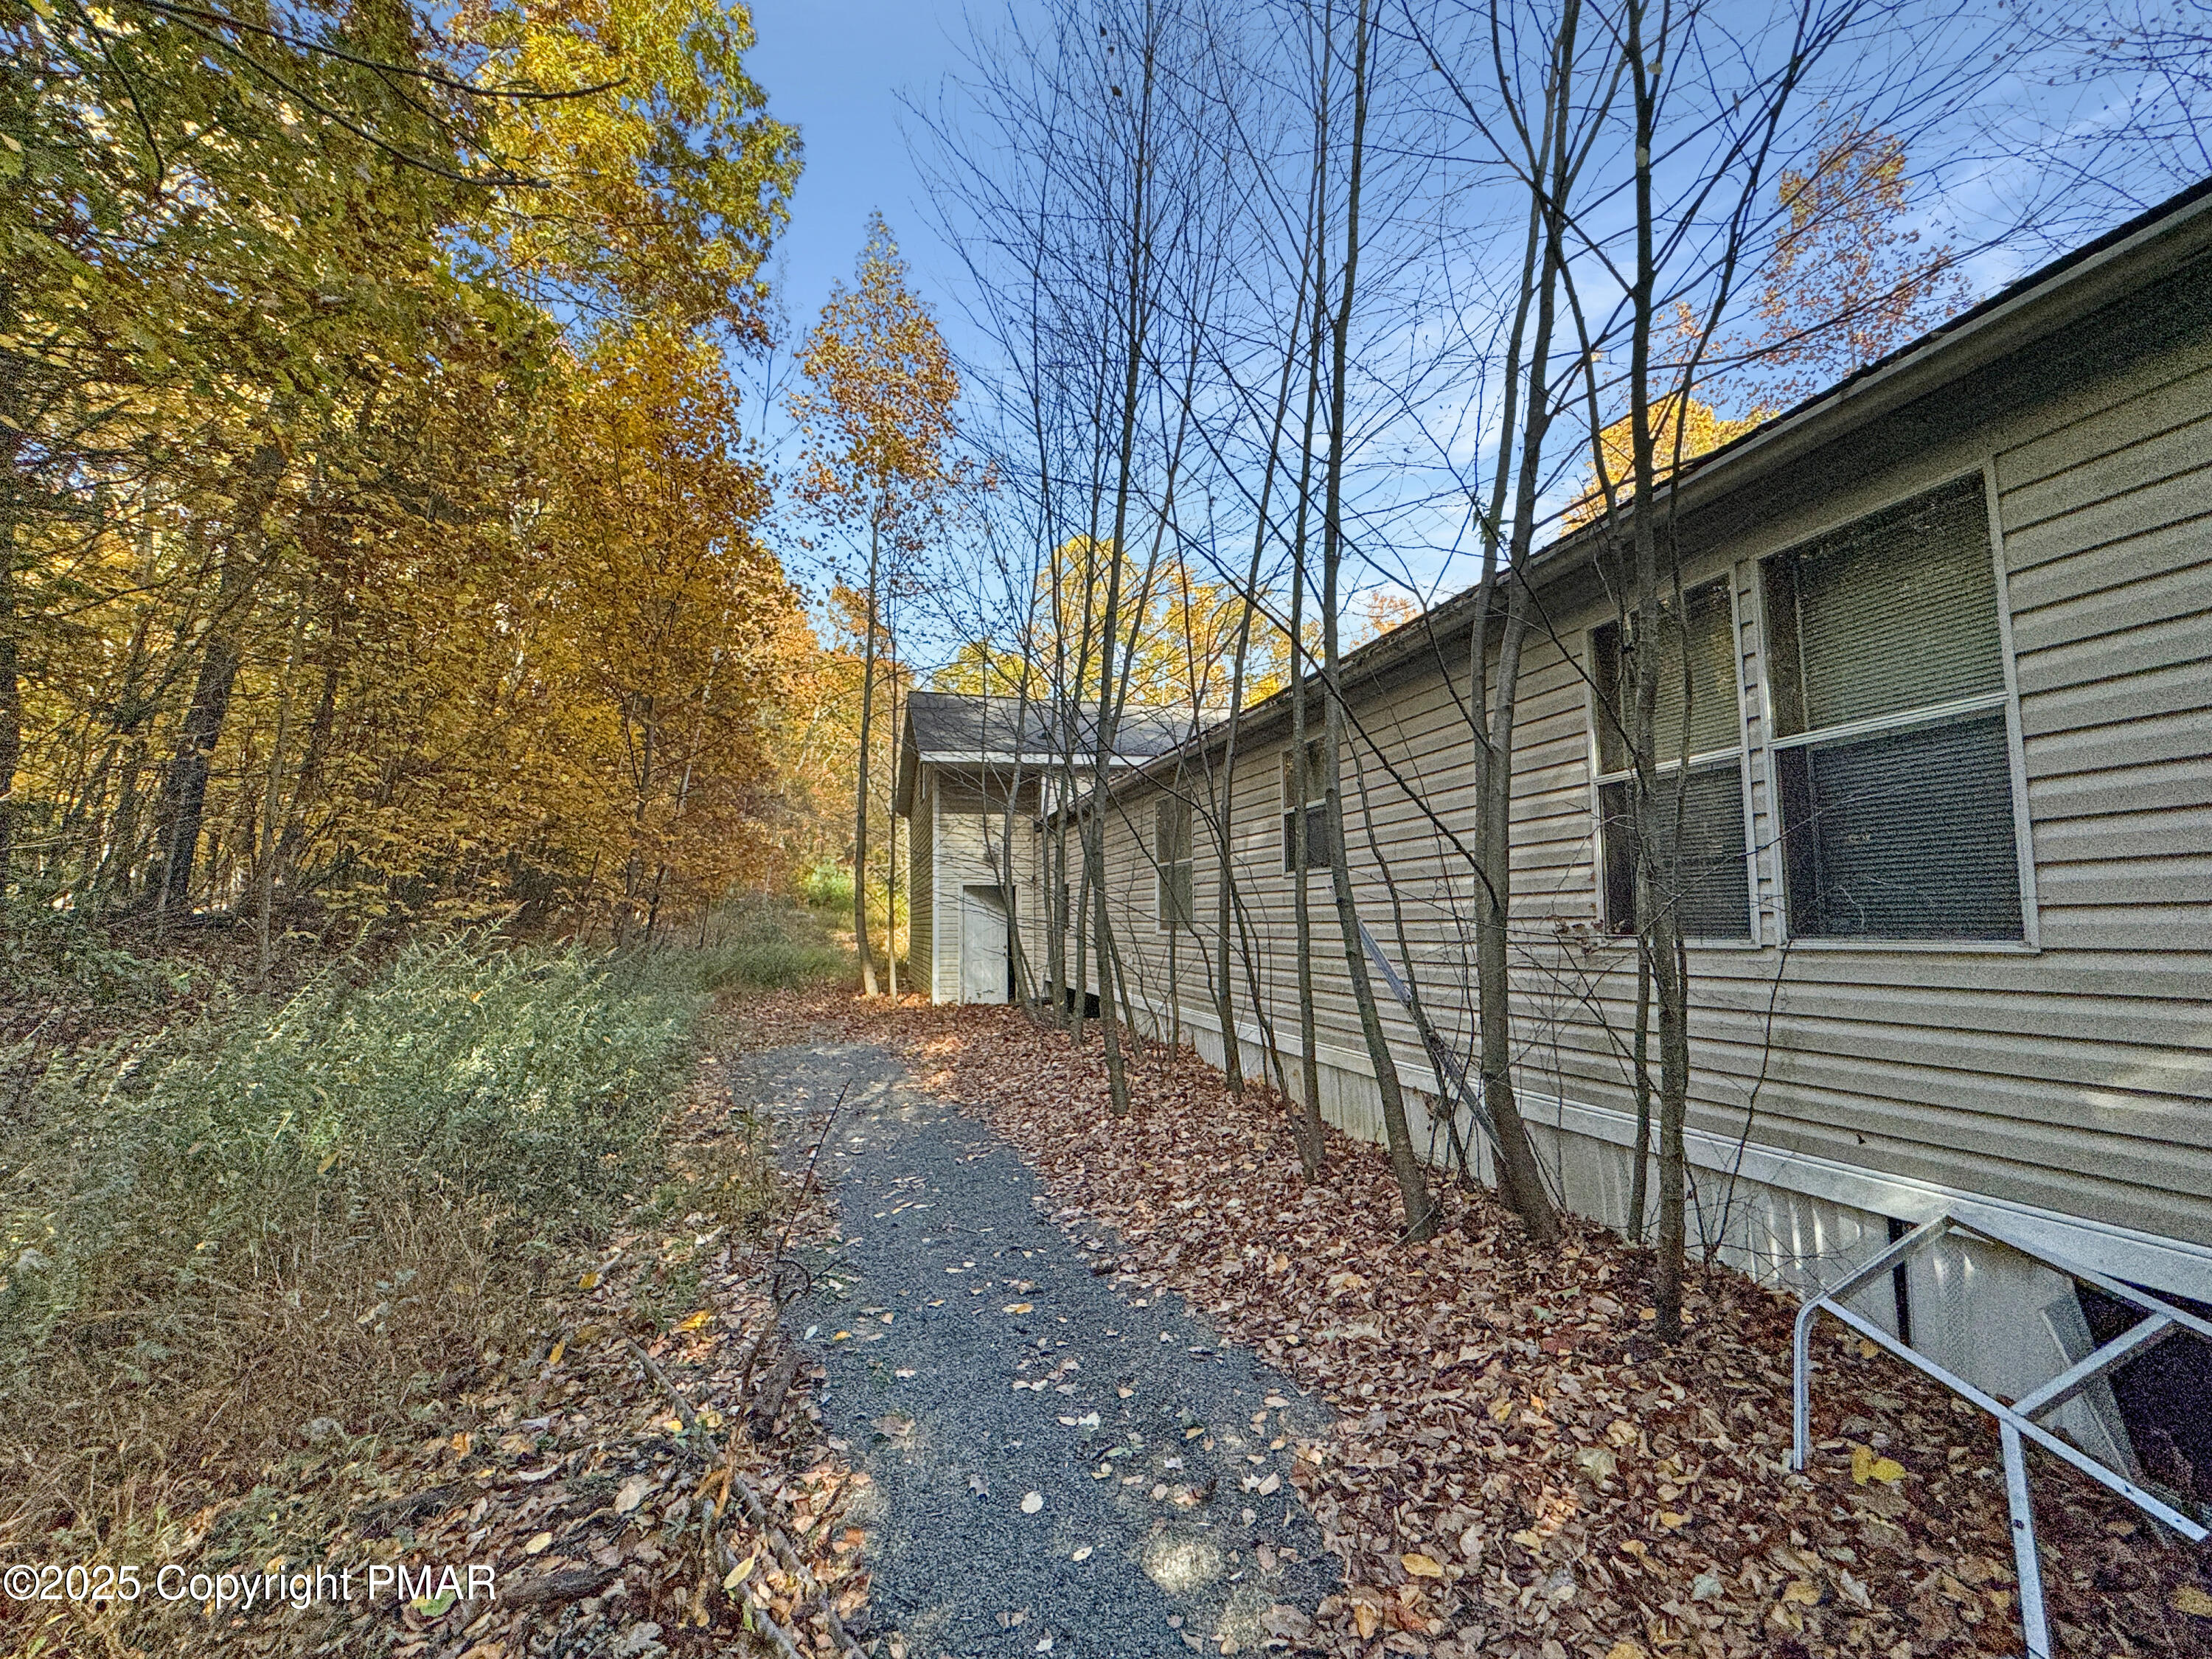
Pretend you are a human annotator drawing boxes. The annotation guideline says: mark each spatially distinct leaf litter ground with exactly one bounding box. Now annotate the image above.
[742,989,2212,1659]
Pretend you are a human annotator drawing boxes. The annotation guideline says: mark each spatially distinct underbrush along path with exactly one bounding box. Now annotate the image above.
[745,1040,1340,1657]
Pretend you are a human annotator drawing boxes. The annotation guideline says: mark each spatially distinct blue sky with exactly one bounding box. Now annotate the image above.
[746,0,979,369]
[740,1,2207,669]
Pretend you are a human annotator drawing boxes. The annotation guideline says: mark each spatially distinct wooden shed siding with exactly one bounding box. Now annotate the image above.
[1068,317,2211,1253]
[910,773,934,998]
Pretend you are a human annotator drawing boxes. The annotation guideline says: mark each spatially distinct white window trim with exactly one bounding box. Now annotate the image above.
[1583,574,1760,947]
[1752,462,2042,953]
[1985,455,2044,953]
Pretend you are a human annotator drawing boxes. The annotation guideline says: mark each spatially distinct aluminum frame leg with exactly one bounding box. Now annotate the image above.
[2001,1422,2051,1659]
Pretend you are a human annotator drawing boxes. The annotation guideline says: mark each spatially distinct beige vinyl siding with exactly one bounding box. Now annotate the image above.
[909,773,934,1000]
[919,771,1044,1002]
[1075,320,2212,1254]
[933,806,990,998]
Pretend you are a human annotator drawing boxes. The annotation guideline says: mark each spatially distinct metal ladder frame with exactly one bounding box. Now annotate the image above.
[1791,1209,2211,1658]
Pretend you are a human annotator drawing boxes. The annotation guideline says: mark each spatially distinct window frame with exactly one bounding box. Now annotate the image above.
[1279,736,1332,877]
[1585,574,1760,947]
[1154,790,1196,933]
[1751,462,2039,952]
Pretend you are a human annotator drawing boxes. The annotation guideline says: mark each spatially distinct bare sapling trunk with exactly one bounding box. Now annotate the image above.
[1622,0,1691,1341]
[1628,917,1653,1242]
[852,518,883,995]
[1316,0,1432,1242]
[886,641,900,1000]
[1350,740,1479,1186]
[1444,0,1587,1247]
[1284,285,1329,1175]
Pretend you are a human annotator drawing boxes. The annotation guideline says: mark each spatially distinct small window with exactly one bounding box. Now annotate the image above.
[1762,476,2023,940]
[1591,580,1751,940]
[1280,737,1333,874]
[1155,794,1194,931]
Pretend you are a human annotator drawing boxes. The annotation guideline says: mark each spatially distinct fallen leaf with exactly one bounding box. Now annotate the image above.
[1004,1303,1034,1314]
[1781,1579,1822,1607]
[2174,1586,2212,1618]
[1605,1644,1646,1659]
[1574,1446,1618,1481]
[1850,1444,1906,1485]
[1401,1553,1444,1579]
[613,1475,653,1514]
[1071,1547,1093,1562]
[1021,1491,1045,1514]
[675,1310,712,1333]
[1353,1602,1381,1639]
[1655,1511,1688,1530]
[523,1531,553,1557]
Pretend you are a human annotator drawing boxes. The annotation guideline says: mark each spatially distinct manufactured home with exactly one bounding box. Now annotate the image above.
[900,182,2212,1478]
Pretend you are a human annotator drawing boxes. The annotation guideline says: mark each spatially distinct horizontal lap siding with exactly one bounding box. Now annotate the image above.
[1077,332,2211,1250]
[911,779,934,998]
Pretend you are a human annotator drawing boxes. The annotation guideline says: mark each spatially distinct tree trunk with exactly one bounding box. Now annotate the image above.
[886,631,900,1000]
[1284,286,1327,1176]
[254,600,308,984]
[1317,0,1430,1241]
[1624,0,1693,1340]
[156,439,285,919]
[1473,581,1562,1242]
[1629,923,1653,1242]
[852,518,883,995]
[156,624,243,914]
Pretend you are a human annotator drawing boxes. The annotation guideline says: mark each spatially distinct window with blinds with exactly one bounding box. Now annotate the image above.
[1155,793,1194,931]
[1761,474,2024,940]
[1591,580,1753,940]
[1280,737,1332,874]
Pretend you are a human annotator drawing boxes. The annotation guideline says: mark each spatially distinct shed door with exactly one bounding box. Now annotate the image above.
[960,886,1011,1004]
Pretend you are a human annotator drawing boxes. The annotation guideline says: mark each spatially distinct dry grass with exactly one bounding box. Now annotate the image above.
[0,936,703,1563]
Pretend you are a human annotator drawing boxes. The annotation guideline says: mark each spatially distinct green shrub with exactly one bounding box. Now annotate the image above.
[799,859,853,911]
[684,897,851,990]
[0,891,191,1011]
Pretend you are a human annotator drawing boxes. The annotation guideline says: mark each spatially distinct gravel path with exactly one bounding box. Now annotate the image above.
[742,1040,1339,1658]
